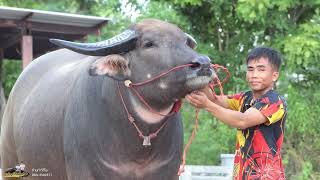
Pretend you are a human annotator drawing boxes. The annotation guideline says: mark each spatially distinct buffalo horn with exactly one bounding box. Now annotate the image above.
[50,30,138,56]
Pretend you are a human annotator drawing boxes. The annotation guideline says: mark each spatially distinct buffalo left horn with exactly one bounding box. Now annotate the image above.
[50,29,138,56]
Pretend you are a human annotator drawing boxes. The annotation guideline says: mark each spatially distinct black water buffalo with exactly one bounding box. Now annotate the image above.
[0,19,214,180]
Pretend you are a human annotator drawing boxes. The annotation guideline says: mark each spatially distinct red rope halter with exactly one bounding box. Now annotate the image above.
[117,64,192,146]
[116,62,230,174]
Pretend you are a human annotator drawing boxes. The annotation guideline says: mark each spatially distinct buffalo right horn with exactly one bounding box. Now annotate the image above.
[50,30,138,56]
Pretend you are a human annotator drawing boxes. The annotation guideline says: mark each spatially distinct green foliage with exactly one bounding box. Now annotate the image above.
[2,60,22,97]
[0,0,79,13]
[172,0,202,7]
[181,104,236,165]
[280,14,320,88]
[281,84,320,179]
[137,1,190,30]
[237,0,272,24]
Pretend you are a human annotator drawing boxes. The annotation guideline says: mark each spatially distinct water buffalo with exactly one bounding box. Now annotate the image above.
[0,19,214,180]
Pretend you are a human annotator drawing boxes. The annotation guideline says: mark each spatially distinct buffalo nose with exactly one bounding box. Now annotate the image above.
[191,55,211,69]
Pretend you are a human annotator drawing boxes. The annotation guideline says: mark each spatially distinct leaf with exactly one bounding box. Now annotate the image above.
[304,51,311,58]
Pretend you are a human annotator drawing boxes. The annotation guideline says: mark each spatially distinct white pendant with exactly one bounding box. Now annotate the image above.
[142,136,151,146]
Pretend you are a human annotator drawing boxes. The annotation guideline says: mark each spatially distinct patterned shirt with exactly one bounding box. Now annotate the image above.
[227,90,287,180]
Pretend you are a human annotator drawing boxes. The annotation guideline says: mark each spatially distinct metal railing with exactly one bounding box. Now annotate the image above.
[179,165,233,180]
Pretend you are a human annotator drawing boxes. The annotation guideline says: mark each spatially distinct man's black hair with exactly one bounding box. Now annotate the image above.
[246,47,282,71]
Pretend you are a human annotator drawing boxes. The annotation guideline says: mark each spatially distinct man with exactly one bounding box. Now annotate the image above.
[186,47,287,179]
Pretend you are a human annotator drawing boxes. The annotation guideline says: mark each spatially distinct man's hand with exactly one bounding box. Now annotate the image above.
[199,86,218,102]
[197,85,230,109]
[185,91,211,109]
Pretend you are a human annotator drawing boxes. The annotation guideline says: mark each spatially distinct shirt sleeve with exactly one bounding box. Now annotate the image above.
[226,92,244,111]
[252,94,286,126]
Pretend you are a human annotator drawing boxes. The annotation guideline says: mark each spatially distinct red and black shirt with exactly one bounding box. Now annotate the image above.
[227,90,287,180]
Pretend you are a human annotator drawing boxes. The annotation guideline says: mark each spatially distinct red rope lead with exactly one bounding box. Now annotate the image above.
[178,108,199,176]
[177,64,230,176]
[211,64,231,86]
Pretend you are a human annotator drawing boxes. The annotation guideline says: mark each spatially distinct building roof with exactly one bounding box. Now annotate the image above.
[0,6,110,59]
[0,6,110,28]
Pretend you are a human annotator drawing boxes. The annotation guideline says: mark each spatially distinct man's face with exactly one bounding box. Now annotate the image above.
[246,57,279,92]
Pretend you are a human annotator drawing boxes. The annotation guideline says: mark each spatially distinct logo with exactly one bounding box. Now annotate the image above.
[4,162,30,178]
[243,152,284,180]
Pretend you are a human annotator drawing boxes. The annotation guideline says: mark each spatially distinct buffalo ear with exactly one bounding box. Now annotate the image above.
[89,54,131,81]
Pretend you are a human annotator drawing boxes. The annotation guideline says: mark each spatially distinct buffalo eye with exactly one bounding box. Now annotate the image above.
[186,39,195,49]
[143,41,154,48]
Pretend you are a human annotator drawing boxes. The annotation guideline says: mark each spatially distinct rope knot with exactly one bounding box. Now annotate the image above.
[128,114,135,123]
[124,80,132,87]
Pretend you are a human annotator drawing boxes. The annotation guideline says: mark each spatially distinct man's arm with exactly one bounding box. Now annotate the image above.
[186,91,267,129]
[200,86,230,109]
[205,102,267,129]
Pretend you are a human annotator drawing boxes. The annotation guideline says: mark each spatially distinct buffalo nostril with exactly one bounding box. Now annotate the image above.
[196,68,213,77]
[190,61,201,69]
[190,62,201,70]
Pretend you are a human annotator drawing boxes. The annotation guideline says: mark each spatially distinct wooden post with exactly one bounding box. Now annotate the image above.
[22,35,33,69]
[0,48,3,83]
[0,48,6,125]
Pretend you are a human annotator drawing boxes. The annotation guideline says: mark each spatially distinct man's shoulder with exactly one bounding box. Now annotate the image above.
[267,90,286,102]
[228,90,252,99]
[260,90,287,110]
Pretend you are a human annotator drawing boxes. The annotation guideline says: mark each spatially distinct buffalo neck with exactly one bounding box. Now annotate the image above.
[98,78,181,151]
[118,83,174,124]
